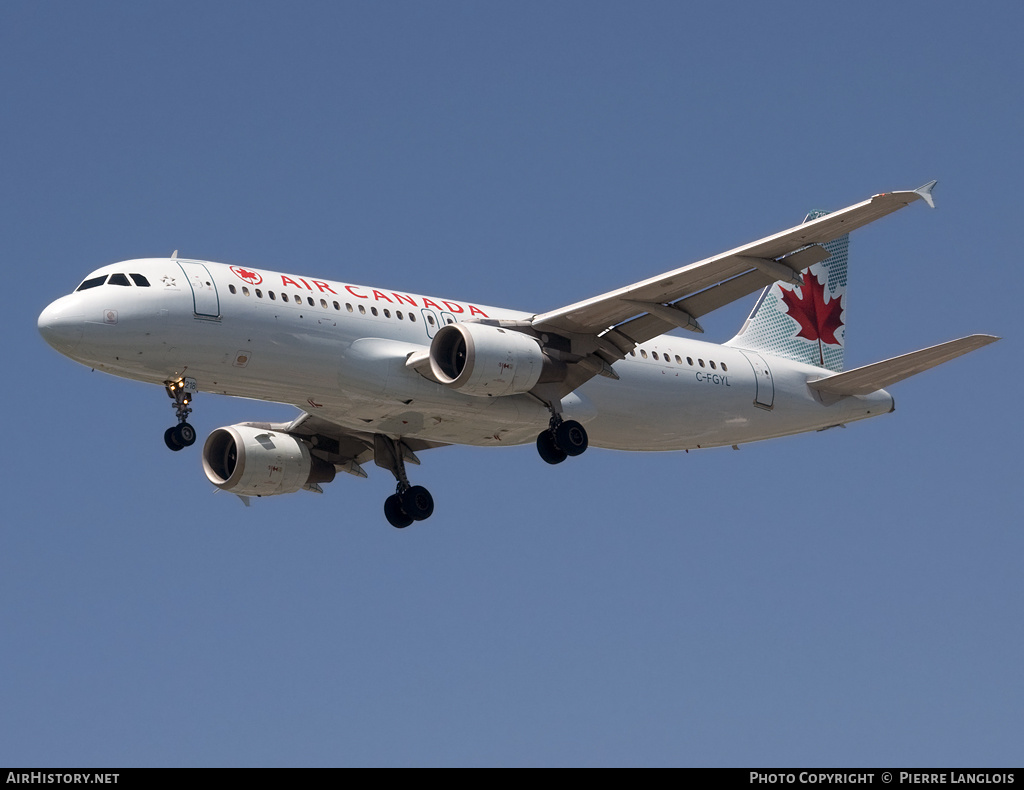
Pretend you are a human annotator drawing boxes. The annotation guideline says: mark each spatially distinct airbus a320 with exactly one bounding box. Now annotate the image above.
[38,182,998,527]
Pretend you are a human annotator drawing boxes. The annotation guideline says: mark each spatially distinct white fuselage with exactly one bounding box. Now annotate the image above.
[38,258,893,450]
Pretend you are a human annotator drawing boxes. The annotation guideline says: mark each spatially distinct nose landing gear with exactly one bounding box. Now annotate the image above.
[163,379,197,451]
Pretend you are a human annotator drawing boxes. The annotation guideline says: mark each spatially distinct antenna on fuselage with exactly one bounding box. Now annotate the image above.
[171,249,178,259]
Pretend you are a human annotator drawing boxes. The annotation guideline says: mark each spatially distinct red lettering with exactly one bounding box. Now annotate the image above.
[371,290,393,303]
[392,293,417,307]
[298,278,313,291]
[345,285,368,299]
[469,305,489,318]
[281,275,302,289]
[313,280,337,294]
[421,297,442,310]
[442,301,464,314]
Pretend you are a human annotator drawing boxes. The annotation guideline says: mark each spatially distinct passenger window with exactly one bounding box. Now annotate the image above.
[687,357,693,366]
[307,297,315,307]
[282,293,289,302]
[346,303,353,312]
[256,289,263,298]
[320,299,328,308]
[108,273,131,286]
[427,315,435,325]
[409,313,416,323]
[76,275,107,291]
[333,301,340,310]
[640,350,648,359]
[229,284,237,294]
[383,309,391,318]
[269,291,276,300]
[371,307,378,316]
[242,287,250,296]
[358,305,366,315]
[699,359,705,367]
[675,355,682,364]
[397,311,404,320]
[652,352,659,360]
[129,273,150,287]
[721,363,728,372]
[710,360,717,370]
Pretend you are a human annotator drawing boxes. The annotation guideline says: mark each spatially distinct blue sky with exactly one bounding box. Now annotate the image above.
[2,1,1021,767]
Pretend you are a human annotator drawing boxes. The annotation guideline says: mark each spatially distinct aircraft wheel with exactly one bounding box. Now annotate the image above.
[401,485,434,521]
[164,427,184,452]
[176,422,197,447]
[555,420,588,457]
[536,430,567,465]
[384,494,413,529]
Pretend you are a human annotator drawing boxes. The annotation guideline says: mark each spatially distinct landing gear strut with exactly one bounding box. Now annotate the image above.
[375,435,434,529]
[536,413,588,465]
[163,379,197,452]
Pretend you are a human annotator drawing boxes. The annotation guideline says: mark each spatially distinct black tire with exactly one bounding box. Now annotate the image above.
[164,427,184,452]
[401,485,434,521]
[536,430,567,465]
[384,494,413,529]
[555,420,588,457]
[176,422,197,447]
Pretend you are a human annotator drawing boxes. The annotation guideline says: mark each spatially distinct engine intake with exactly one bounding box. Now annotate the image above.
[429,323,564,397]
[202,424,336,496]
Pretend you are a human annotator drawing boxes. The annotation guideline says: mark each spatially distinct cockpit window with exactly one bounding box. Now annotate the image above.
[108,273,131,286]
[76,275,107,291]
[129,273,150,287]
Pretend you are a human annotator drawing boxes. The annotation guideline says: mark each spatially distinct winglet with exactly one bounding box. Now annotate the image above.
[914,180,938,209]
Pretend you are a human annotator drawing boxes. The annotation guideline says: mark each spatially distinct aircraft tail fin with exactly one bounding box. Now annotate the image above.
[807,335,999,397]
[727,210,849,372]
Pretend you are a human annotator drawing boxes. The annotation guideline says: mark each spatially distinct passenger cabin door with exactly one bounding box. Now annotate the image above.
[738,349,775,409]
[177,260,220,320]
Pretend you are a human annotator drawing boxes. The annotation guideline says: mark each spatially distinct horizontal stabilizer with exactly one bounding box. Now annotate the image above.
[807,335,999,396]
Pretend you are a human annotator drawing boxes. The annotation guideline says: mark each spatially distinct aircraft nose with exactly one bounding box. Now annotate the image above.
[38,297,85,353]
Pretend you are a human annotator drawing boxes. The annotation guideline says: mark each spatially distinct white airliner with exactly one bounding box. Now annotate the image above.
[39,182,997,527]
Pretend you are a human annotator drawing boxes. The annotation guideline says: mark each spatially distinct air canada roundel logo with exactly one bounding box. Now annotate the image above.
[230,266,262,285]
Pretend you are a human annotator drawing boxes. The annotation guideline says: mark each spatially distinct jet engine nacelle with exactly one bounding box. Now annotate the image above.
[202,424,336,496]
[429,323,563,397]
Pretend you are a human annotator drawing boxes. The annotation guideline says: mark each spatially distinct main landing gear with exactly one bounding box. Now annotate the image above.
[536,415,588,465]
[375,434,435,529]
[163,379,197,452]
[384,485,435,529]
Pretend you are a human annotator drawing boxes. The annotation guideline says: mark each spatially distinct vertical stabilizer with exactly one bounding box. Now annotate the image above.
[726,210,848,372]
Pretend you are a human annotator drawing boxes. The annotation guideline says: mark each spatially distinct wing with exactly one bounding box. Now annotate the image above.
[532,182,937,356]
[240,411,448,481]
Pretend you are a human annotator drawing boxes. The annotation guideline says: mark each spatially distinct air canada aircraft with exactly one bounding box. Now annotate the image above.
[39,182,998,527]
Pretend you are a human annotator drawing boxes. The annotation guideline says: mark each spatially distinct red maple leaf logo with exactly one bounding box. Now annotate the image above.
[231,266,262,285]
[781,269,843,365]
